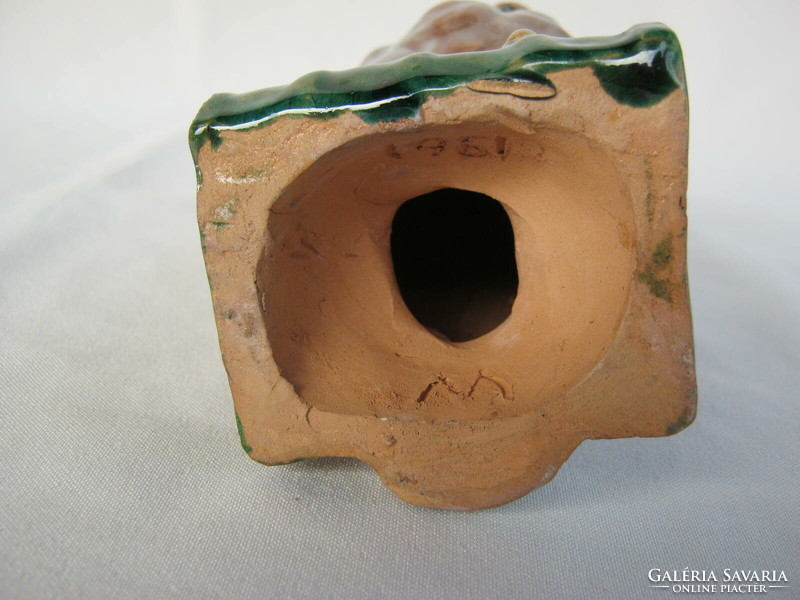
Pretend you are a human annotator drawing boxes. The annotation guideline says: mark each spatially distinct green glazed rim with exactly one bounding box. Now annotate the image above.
[190,23,685,162]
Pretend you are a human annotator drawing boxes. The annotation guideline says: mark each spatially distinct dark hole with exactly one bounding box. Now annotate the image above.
[390,188,518,343]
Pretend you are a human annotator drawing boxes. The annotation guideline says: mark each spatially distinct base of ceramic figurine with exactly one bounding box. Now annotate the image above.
[190,3,695,509]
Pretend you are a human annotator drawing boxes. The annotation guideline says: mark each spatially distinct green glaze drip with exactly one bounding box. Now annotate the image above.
[189,23,685,160]
[235,412,252,453]
[638,234,674,302]
[666,406,693,435]
[651,234,673,268]
[644,157,656,223]
[638,271,671,302]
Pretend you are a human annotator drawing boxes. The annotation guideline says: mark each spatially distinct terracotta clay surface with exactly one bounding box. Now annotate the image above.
[191,2,696,509]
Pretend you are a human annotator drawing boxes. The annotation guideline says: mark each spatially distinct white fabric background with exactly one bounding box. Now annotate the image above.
[1,1,798,598]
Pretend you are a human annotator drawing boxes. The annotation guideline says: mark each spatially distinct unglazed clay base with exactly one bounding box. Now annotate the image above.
[190,2,696,510]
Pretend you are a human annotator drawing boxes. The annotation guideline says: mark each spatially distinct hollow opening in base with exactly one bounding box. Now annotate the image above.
[261,123,635,418]
[390,188,519,343]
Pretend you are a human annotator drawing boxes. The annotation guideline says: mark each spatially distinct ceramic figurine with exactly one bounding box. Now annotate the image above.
[189,1,696,510]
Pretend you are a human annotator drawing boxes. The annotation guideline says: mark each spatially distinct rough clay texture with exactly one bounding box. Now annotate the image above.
[195,2,696,509]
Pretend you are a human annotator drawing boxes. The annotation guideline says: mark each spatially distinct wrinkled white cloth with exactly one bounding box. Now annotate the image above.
[1,1,798,598]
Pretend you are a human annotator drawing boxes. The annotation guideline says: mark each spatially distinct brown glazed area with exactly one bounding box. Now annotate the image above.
[362,1,568,64]
[193,2,696,509]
